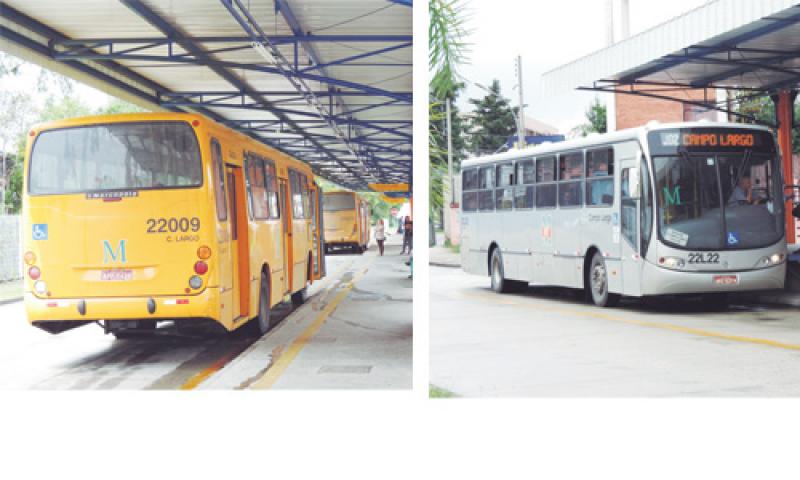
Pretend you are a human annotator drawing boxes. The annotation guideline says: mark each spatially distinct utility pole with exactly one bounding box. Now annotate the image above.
[515,55,526,149]
[446,97,454,206]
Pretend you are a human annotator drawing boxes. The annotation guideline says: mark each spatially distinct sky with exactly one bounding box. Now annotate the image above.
[454,0,712,133]
[4,60,111,111]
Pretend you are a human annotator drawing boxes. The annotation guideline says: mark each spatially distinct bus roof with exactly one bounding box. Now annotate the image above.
[461,121,773,168]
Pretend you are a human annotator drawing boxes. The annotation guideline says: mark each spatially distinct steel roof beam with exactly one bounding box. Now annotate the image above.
[618,10,800,83]
[119,0,366,187]
[53,50,413,102]
[53,35,411,46]
[299,42,412,73]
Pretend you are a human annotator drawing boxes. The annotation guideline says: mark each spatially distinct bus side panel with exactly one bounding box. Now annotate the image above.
[497,211,518,279]
[532,209,555,286]
[460,214,481,276]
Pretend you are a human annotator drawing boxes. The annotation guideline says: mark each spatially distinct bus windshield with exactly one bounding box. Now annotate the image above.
[29,121,202,195]
[323,194,356,212]
[650,128,783,250]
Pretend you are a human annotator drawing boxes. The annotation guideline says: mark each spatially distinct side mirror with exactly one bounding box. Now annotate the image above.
[629,167,641,200]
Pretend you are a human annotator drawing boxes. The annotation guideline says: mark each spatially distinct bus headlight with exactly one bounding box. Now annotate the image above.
[770,253,785,264]
[34,281,47,295]
[757,253,785,267]
[658,256,685,269]
[189,276,203,290]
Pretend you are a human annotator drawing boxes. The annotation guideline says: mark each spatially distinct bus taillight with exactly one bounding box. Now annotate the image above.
[197,245,212,259]
[28,266,41,280]
[194,261,208,275]
[24,251,36,265]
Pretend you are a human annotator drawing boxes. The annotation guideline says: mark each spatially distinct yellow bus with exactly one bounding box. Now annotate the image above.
[22,112,325,337]
[323,191,371,254]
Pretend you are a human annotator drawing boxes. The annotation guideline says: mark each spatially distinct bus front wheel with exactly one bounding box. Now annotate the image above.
[587,252,620,307]
[490,249,525,293]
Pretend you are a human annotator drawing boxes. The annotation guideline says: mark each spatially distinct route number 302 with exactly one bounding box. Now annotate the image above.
[687,252,720,264]
[146,217,201,233]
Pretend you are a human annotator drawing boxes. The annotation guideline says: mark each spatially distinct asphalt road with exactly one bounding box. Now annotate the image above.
[430,265,800,397]
[0,237,412,390]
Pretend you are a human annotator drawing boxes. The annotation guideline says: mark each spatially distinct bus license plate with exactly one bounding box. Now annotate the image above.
[712,275,738,285]
[101,269,133,281]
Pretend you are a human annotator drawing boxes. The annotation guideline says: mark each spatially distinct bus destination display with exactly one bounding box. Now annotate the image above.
[648,128,775,155]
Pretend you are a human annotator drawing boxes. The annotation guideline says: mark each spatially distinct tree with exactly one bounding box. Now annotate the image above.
[97,97,146,115]
[467,79,517,155]
[731,91,800,154]
[569,96,607,138]
[429,0,471,216]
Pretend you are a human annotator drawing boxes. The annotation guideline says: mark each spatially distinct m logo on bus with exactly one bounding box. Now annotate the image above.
[103,240,127,264]
[663,186,681,206]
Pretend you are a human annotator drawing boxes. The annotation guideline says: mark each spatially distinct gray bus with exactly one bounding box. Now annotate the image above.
[460,121,787,307]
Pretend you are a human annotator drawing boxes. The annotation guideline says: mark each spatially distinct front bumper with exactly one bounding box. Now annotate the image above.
[640,261,785,296]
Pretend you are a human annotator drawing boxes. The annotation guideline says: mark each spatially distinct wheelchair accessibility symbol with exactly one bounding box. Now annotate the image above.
[32,224,48,241]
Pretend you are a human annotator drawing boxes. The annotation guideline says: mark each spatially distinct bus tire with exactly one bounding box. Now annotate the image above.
[490,249,525,293]
[291,267,309,306]
[252,274,272,335]
[587,252,620,307]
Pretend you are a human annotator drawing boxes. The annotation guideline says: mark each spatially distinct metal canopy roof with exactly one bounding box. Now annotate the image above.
[0,0,412,191]
[542,0,800,124]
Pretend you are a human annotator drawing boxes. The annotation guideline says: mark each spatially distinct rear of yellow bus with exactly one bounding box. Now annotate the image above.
[323,192,362,252]
[22,114,221,335]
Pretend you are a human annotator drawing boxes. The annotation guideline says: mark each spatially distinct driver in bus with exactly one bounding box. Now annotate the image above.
[728,175,765,205]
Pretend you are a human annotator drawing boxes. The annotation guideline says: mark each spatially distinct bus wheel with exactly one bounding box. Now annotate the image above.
[252,274,272,335]
[291,270,309,306]
[588,252,620,307]
[490,249,524,293]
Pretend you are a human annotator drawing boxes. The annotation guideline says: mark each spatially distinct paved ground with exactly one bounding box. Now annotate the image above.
[0,279,22,304]
[0,237,411,390]
[430,265,800,397]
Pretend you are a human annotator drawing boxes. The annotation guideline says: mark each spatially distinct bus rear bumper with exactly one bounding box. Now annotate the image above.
[25,288,221,325]
[640,262,785,296]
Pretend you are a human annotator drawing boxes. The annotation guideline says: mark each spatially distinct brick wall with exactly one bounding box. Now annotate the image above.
[615,88,717,130]
[0,216,21,282]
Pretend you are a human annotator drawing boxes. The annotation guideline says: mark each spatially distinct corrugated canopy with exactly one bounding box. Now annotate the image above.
[0,0,412,191]
[543,0,800,121]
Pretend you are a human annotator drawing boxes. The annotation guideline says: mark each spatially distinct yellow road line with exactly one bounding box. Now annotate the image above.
[179,258,359,391]
[462,290,800,352]
[249,259,374,389]
[179,349,242,390]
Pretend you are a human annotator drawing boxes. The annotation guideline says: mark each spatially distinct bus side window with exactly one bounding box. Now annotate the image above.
[211,138,227,221]
[495,163,514,211]
[558,152,583,207]
[514,159,534,209]
[478,166,495,211]
[536,156,556,208]
[621,168,637,249]
[263,160,280,219]
[586,148,614,206]
[245,153,269,220]
[462,168,479,212]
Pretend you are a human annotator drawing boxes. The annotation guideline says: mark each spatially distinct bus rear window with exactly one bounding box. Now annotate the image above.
[29,121,202,195]
[323,194,356,212]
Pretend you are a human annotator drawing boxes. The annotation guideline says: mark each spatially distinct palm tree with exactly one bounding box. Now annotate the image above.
[429,0,470,215]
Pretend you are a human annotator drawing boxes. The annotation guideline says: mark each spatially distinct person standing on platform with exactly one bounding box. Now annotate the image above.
[401,217,413,255]
[375,219,386,256]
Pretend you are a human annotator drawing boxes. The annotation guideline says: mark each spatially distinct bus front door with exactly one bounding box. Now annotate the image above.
[279,178,292,295]
[618,157,642,297]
